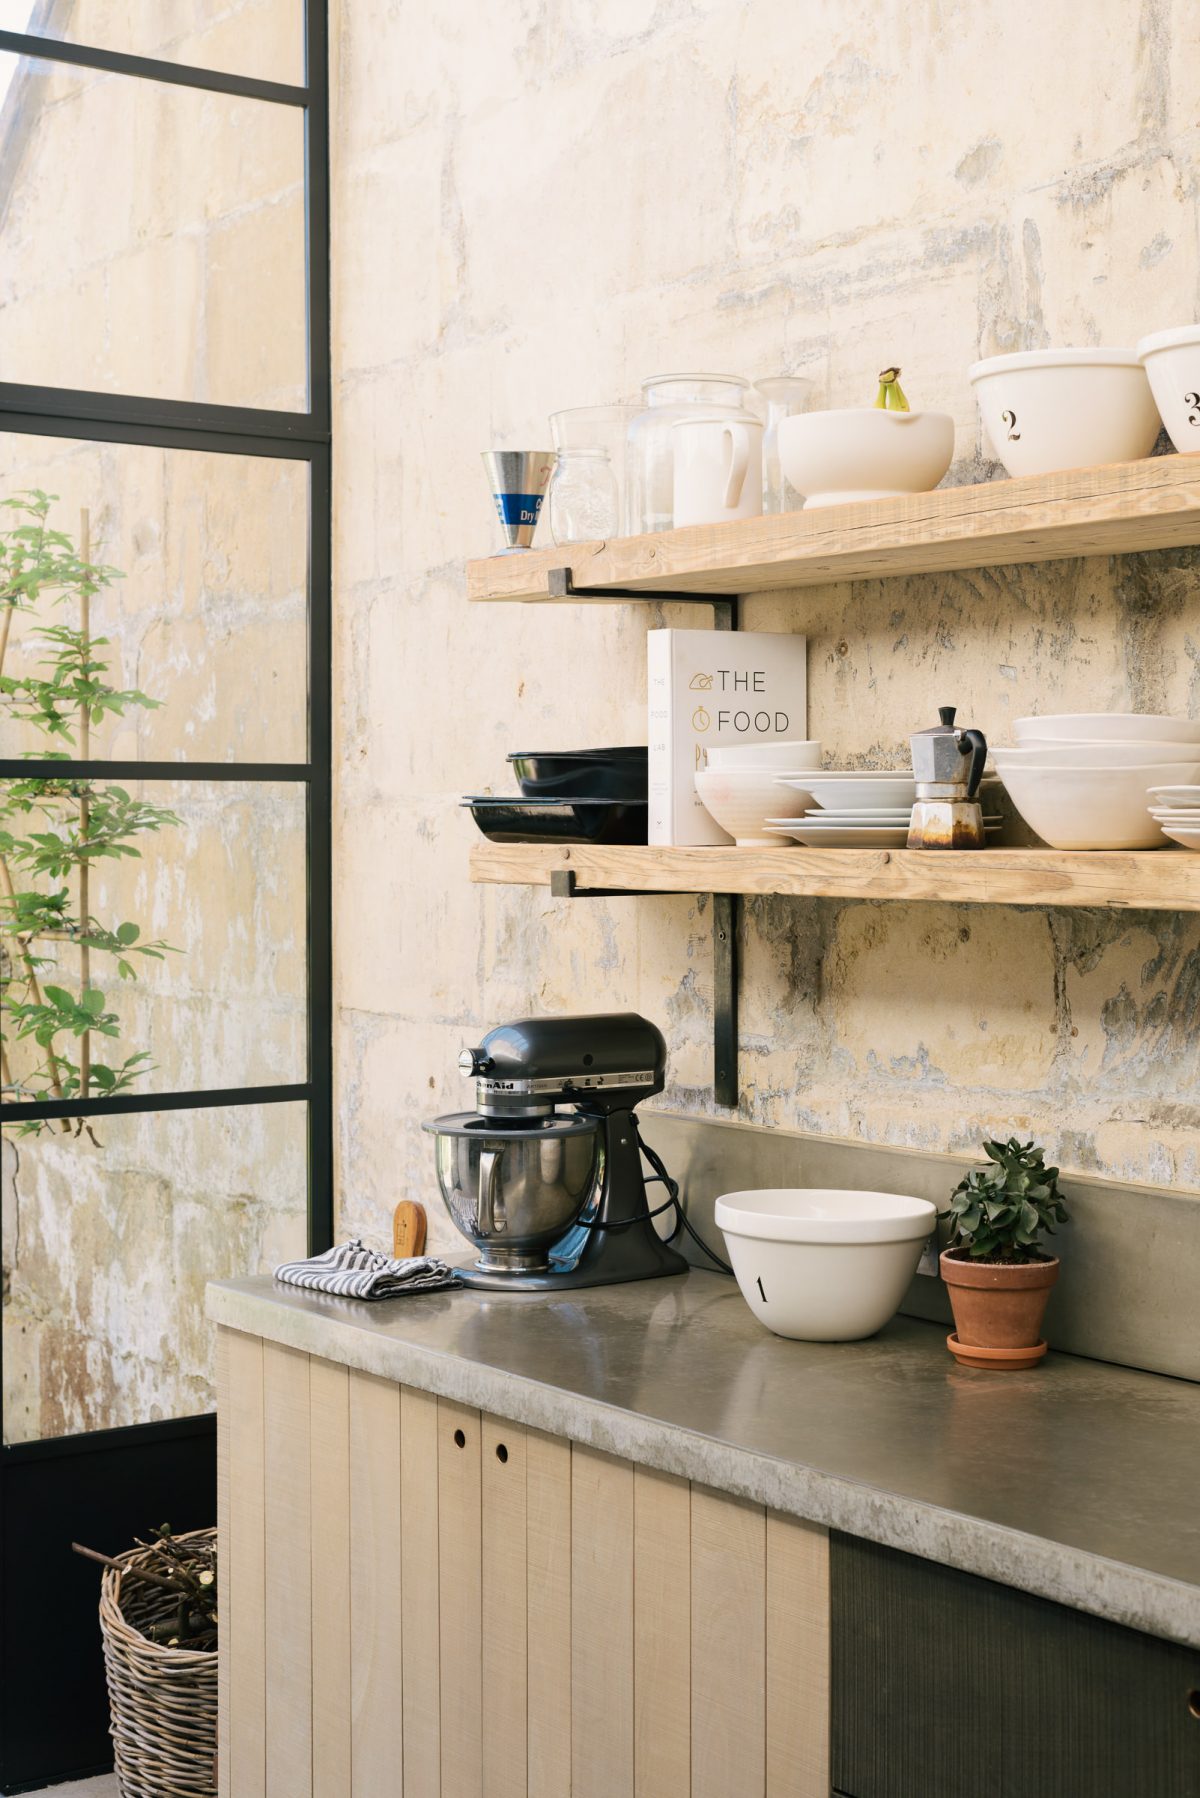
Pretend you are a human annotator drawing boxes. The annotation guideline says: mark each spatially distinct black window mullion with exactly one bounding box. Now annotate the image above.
[0,28,309,108]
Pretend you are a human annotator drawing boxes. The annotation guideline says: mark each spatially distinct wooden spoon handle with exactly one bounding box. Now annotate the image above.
[392,1199,428,1260]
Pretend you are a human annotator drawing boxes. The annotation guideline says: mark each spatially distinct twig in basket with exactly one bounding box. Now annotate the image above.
[71,1541,181,1593]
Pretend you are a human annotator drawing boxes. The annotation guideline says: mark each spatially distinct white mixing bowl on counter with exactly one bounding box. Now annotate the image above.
[714,1188,937,1340]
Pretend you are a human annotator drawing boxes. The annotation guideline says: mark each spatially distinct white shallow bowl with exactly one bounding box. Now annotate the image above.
[1162,828,1200,850]
[1148,785,1200,805]
[705,739,821,770]
[1013,712,1199,744]
[1136,326,1200,454]
[714,1188,937,1340]
[795,775,918,809]
[993,741,1200,770]
[969,349,1160,478]
[777,407,954,508]
[1000,762,1200,849]
[694,767,812,846]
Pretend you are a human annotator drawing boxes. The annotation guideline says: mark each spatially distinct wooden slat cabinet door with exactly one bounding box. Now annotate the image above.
[832,1533,1200,1798]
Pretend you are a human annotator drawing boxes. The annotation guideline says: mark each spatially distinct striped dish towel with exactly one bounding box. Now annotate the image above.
[274,1238,459,1299]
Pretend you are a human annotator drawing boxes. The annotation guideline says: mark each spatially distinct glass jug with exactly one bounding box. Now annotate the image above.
[755,376,813,513]
[625,375,751,534]
[547,406,636,544]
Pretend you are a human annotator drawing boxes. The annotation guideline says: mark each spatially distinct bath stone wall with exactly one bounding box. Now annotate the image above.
[330,0,1200,1262]
[0,5,308,1443]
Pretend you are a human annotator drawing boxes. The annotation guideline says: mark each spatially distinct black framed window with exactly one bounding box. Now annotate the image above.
[0,4,329,1784]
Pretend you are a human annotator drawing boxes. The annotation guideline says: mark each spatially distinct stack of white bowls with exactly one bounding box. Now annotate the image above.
[1147,786,1200,852]
[693,741,821,846]
[992,715,1200,849]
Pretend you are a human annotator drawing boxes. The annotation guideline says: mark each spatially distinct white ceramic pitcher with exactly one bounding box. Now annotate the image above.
[671,413,763,527]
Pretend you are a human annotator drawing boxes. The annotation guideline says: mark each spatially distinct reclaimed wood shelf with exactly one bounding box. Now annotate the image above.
[467,454,1200,601]
[470,841,1200,912]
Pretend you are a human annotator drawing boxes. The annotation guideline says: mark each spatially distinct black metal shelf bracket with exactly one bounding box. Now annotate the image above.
[545,566,738,632]
[550,870,739,1110]
[542,565,742,1109]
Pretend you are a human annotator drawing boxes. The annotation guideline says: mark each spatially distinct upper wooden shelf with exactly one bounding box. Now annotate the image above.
[470,841,1200,911]
[467,454,1200,602]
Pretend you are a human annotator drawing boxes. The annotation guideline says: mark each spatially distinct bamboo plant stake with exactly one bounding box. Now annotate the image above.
[78,506,91,1102]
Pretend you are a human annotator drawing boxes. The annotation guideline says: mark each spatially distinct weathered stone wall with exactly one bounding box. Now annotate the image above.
[330,0,1200,1258]
[0,11,309,1442]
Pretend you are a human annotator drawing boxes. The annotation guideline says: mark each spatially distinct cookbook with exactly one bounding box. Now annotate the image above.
[647,627,809,844]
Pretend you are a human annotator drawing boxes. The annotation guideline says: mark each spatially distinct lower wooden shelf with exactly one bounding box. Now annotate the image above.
[469,840,1200,911]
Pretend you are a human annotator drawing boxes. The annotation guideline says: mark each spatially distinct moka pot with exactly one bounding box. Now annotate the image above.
[907,706,988,849]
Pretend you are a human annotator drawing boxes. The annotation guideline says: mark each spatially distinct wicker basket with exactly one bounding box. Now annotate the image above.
[99,1526,218,1797]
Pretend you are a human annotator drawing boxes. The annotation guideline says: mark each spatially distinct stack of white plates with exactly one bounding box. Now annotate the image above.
[1148,785,1200,851]
[993,715,1200,849]
[766,770,1000,848]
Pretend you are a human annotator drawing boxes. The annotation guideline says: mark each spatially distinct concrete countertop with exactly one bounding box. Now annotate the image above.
[208,1270,1200,1649]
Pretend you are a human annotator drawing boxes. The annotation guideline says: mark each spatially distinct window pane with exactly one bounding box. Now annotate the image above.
[2,1097,307,1442]
[0,54,306,407]
[0,439,308,764]
[0,1,304,86]
[0,779,306,1102]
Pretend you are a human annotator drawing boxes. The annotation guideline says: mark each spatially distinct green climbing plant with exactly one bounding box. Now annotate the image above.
[0,490,181,1136]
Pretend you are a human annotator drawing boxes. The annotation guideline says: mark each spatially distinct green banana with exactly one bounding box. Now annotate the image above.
[874,366,911,411]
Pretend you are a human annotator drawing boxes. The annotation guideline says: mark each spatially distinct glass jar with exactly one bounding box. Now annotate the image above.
[547,449,618,544]
[755,376,813,513]
[547,406,636,543]
[625,375,750,534]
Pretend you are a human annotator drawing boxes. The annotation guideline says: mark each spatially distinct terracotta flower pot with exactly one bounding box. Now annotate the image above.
[940,1250,1059,1370]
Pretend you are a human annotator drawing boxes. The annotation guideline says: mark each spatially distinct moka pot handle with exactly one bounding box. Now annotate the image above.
[958,728,987,799]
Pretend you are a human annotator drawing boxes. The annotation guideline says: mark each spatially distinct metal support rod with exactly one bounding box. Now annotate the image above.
[712,893,739,1109]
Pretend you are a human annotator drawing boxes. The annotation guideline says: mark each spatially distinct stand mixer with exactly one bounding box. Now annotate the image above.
[423,1013,690,1290]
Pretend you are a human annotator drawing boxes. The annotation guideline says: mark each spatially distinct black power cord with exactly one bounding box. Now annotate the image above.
[636,1123,734,1276]
[567,1122,735,1276]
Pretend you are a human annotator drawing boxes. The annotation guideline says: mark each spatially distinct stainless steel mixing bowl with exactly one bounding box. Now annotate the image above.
[424,1111,603,1272]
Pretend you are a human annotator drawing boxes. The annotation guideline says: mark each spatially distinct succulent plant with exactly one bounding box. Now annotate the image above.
[947,1137,1069,1263]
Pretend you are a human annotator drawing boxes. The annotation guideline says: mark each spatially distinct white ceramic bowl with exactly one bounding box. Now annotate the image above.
[1014,713,1200,745]
[999,762,1200,849]
[799,774,919,810]
[1136,326,1200,454]
[969,349,1160,478]
[694,767,813,846]
[714,1188,937,1341]
[777,408,954,508]
[705,739,821,770]
[993,741,1200,770]
[1149,786,1200,806]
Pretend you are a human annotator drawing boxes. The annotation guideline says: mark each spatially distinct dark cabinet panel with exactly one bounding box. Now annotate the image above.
[832,1533,1200,1798]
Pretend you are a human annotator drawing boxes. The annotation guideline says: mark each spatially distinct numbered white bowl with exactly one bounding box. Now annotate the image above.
[714,1188,937,1341]
[1014,713,1200,744]
[694,767,813,845]
[1136,326,1200,454]
[777,407,954,508]
[969,349,1160,478]
[705,739,821,770]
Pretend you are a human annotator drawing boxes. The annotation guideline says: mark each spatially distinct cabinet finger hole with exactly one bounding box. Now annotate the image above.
[453,1427,466,1449]
[495,1443,508,1464]
[1188,1690,1200,1720]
